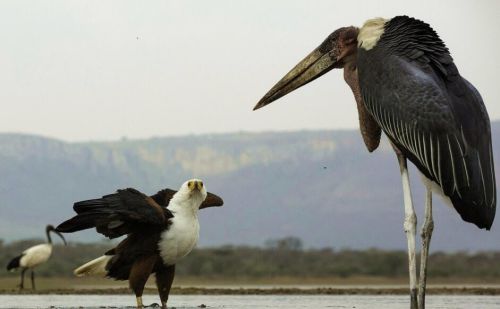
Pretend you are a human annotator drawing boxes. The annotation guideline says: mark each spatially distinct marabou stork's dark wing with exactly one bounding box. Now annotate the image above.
[357,16,496,229]
[57,188,173,238]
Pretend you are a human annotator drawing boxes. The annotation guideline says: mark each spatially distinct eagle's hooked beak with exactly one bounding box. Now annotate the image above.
[188,180,204,191]
[253,26,358,111]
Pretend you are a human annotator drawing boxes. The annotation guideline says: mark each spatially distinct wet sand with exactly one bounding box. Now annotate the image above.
[2,285,500,295]
[3,277,500,296]
[2,294,500,309]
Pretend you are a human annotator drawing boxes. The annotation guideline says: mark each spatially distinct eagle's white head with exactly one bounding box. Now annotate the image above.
[168,178,208,214]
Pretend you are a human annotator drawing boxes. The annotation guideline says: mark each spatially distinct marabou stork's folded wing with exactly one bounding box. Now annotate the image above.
[357,16,496,229]
[57,188,173,238]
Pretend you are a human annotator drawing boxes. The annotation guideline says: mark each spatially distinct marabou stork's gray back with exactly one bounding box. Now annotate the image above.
[253,15,496,309]
[357,16,496,229]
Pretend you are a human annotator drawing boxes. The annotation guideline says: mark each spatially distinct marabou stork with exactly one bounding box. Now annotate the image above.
[56,179,223,309]
[6,224,67,290]
[253,16,496,309]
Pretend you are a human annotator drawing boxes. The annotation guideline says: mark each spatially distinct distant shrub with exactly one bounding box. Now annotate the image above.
[2,238,499,279]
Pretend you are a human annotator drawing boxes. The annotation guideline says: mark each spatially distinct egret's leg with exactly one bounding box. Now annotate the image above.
[418,184,434,309]
[397,154,418,309]
[31,270,36,291]
[19,268,26,290]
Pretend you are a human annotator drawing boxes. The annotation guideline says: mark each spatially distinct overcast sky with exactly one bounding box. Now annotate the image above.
[0,0,498,141]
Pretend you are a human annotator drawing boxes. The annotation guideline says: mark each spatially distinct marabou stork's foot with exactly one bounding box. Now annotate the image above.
[17,284,24,291]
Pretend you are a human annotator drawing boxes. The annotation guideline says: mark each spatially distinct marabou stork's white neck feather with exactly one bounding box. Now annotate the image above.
[358,17,388,50]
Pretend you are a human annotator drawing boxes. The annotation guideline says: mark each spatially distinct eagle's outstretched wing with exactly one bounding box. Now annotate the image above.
[57,188,172,238]
[57,187,224,238]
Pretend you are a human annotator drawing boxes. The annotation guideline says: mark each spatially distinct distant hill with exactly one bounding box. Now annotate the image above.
[1,121,499,251]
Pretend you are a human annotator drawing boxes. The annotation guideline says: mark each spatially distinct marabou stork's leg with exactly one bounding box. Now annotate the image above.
[418,183,434,309]
[396,152,418,309]
[19,268,26,290]
[31,270,36,290]
[155,264,176,309]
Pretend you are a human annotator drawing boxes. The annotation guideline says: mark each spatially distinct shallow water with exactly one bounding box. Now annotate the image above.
[1,295,500,309]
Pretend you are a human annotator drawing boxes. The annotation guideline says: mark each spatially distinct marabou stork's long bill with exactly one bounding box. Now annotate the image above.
[56,179,223,309]
[254,16,496,309]
[6,225,67,290]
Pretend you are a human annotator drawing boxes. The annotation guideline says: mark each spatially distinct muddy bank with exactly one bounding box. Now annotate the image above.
[2,286,500,295]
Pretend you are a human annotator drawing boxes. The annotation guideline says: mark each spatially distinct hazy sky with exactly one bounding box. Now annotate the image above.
[1,0,498,141]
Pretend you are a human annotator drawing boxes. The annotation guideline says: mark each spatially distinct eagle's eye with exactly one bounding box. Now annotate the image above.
[187,181,193,189]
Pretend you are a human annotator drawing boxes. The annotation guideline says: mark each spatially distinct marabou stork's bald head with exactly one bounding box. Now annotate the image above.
[253,26,359,110]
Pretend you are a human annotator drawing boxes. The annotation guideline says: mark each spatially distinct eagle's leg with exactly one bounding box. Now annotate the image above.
[135,297,144,309]
[397,152,418,309]
[156,264,176,309]
[18,268,26,290]
[31,270,36,291]
[129,255,157,308]
[418,183,434,309]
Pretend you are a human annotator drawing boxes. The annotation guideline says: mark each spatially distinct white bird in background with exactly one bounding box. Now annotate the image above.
[6,224,67,290]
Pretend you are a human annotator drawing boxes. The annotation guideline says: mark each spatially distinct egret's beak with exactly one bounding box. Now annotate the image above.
[253,26,358,111]
[200,192,224,209]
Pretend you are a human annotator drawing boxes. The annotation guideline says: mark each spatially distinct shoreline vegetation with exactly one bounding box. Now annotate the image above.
[2,237,500,295]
